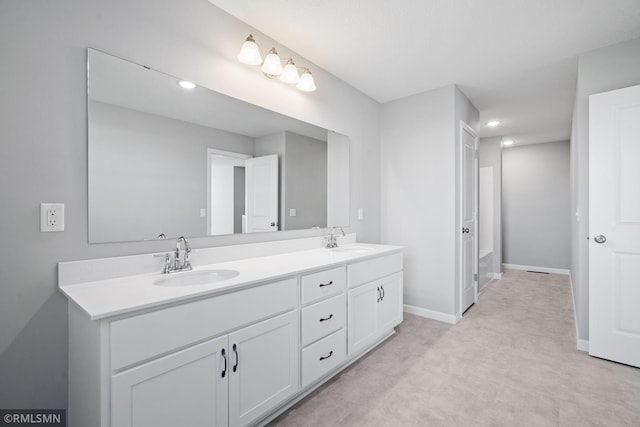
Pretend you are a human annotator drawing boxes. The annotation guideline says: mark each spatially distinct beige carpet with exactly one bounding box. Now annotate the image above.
[270,269,640,426]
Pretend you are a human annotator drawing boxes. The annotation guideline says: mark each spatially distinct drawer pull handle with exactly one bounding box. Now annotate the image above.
[380,285,385,301]
[221,348,227,378]
[319,281,333,287]
[319,350,333,361]
[377,286,381,303]
[319,314,334,322]
[232,343,239,373]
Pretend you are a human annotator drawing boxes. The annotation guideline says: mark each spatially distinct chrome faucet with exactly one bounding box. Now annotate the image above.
[162,236,192,273]
[326,227,345,248]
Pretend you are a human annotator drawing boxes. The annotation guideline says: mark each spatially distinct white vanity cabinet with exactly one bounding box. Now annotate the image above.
[63,242,404,427]
[347,253,404,355]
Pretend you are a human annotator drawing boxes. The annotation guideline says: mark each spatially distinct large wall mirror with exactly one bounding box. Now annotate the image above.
[87,49,349,243]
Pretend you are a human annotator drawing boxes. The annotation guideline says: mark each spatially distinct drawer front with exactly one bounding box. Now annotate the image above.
[301,294,346,346]
[110,278,297,371]
[348,252,403,288]
[301,266,346,305]
[301,329,346,388]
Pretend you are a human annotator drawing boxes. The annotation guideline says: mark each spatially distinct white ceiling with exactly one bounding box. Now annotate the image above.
[208,0,640,146]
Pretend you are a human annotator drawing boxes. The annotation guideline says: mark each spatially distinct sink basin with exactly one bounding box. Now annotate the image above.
[331,246,373,254]
[153,269,240,287]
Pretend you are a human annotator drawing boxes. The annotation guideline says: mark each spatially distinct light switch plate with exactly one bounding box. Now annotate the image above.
[41,203,65,232]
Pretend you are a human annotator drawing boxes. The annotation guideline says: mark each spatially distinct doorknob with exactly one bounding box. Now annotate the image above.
[462,228,470,234]
[594,234,607,244]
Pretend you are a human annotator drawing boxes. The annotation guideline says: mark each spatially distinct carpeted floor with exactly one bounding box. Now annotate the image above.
[269,269,640,426]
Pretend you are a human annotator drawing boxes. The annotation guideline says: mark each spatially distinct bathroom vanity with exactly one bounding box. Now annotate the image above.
[59,237,403,427]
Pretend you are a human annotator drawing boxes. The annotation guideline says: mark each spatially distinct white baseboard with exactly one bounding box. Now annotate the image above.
[502,263,570,276]
[577,339,590,352]
[403,304,457,324]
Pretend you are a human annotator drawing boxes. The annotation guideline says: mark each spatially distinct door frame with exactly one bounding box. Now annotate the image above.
[458,120,479,319]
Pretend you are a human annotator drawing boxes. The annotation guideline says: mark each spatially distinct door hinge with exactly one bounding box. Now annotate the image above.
[474,273,478,282]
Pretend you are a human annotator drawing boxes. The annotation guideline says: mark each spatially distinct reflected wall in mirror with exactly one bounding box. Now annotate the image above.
[87,49,349,243]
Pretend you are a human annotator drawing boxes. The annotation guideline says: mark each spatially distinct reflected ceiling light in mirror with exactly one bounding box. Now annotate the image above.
[178,80,196,89]
[502,139,514,146]
[237,34,263,65]
[237,34,316,92]
[486,120,501,127]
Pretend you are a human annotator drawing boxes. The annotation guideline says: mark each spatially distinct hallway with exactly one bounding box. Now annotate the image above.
[271,270,640,426]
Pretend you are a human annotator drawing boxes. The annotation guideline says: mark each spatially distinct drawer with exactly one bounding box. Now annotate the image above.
[301,266,346,305]
[301,294,346,346]
[348,252,403,288]
[301,329,346,387]
[110,277,297,371]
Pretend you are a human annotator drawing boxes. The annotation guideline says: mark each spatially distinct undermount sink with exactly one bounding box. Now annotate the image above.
[331,246,373,254]
[153,269,240,287]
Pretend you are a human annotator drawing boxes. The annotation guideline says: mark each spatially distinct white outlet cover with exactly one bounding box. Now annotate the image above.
[289,208,296,217]
[41,203,65,232]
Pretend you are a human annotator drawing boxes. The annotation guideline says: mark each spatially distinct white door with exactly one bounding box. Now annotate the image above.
[460,122,478,315]
[347,281,379,355]
[228,311,298,427]
[245,154,279,233]
[377,272,403,333]
[111,336,228,427]
[589,84,640,368]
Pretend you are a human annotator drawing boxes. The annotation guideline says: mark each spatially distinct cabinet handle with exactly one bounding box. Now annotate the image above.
[380,285,385,301]
[376,286,381,303]
[232,343,239,373]
[319,281,333,287]
[221,348,227,378]
[319,314,333,322]
[319,350,333,361]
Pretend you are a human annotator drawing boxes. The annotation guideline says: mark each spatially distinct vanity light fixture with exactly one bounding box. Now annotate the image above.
[178,80,196,89]
[237,34,317,92]
[486,120,501,127]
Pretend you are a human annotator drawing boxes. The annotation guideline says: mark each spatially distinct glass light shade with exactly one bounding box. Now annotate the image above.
[237,35,262,65]
[178,80,196,89]
[261,48,283,77]
[296,70,316,92]
[279,60,300,84]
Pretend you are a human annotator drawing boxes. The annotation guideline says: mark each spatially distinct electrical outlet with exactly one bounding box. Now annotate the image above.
[41,203,65,232]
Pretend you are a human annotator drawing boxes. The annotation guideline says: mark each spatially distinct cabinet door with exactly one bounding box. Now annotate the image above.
[228,310,299,427]
[111,335,228,427]
[347,281,379,355]
[378,272,404,333]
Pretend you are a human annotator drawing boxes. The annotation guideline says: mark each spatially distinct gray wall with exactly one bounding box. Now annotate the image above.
[283,132,327,230]
[479,136,503,275]
[0,0,382,408]
[381,85,479,319]
[89,101,255,242]
[502,141,570,269]
[571,37,640,341]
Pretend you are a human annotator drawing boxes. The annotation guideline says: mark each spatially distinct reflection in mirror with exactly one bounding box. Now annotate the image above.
[87,49,349,243]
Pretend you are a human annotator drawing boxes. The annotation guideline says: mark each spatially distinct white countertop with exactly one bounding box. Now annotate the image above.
[59,243,402,320]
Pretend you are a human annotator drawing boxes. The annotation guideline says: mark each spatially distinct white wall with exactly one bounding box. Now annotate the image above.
[381,85,478,321]
[502,141,571,270]
[571,37,640,342]
[479,136,503,276]
[0,0,381,408]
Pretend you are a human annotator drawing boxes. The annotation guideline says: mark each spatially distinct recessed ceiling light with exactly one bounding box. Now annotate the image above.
[486,120,501,127]
[178,81,196,89]
[502,140,514,146]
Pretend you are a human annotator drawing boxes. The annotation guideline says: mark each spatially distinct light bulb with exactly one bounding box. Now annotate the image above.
[296,70,316,92]
[280,59,300,84]
[261,48,283,77]
[237,34,262,65]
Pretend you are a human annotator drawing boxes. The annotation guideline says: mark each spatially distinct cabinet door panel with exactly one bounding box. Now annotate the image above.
[228,311,299,427]
[111,336,228,427]
[347,282,379,355]
[378,272,403,333]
